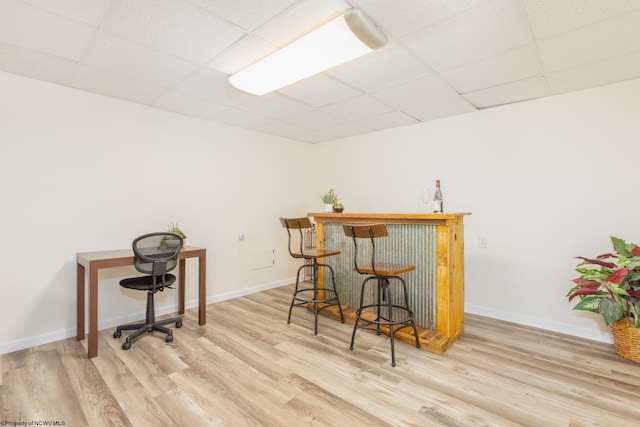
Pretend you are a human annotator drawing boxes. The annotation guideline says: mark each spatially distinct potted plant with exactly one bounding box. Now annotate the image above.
[162,220,187,247]
[321,189,337,213]
[568,236,640,362]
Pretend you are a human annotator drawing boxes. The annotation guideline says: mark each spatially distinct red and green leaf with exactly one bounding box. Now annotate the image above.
[567,284,603,301]
[606,267,629,285]
[575,256,616,268]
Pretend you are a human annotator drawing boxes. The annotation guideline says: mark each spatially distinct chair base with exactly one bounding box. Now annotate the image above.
[113,292,182,350]
[288,260,344,335]
[350,275,420,367]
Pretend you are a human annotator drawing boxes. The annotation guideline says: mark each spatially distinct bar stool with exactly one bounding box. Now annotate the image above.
[343,223,420,367]
[280,217,344,334]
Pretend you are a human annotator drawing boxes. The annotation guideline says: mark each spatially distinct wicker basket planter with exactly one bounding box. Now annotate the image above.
[610,320,640,363]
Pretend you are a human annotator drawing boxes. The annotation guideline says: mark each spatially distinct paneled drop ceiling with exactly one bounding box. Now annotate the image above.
[1,0,640,143]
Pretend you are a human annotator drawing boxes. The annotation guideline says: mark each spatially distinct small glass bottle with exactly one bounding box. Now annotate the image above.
[433,180,443,213]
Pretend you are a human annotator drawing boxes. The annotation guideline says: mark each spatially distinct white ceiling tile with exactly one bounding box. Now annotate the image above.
[102,0,246,64]
[238,93,313,119]
[372,75,461,110]
[321,121,374,138]
[0,0,96,61]
[2,0,640,143]
[537,10,640,73]
[255,120,309,139]
[82,33,197,87]
[321,95,392,121]
[208,35,276,75]
[67,64,166,104]
[289,129,337,143]
[151,90,230,119]
[0,42,76,85]
[441,45,541,93]
[463,76,549,108]
[523,0,640,39]
[17,0,113,26]
[278,75,361,107]
[328,42,432,92]
[546,51,640,95]
[402,0,531,71]
[210,107,273,128]
[349,0,490,38]
[357,110,420,130]
[285,109,349,130]
[174,68,255,106]
[189,0,296,32]
[256,0,349,46]
[401,95,477,121]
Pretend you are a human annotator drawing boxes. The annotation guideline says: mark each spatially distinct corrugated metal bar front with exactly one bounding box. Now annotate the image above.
[302,223,316,282]
[323,222,438,330]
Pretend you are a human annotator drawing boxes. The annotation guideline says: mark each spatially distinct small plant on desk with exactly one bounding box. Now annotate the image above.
[162,220,187,247]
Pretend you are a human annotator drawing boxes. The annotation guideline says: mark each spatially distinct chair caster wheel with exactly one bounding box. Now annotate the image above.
[176,321,182,328]
[113,330,121,339]
[122,341,131,350]
[166,334,174,343]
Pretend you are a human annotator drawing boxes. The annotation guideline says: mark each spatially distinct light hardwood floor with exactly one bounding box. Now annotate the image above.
[2,284,640,426]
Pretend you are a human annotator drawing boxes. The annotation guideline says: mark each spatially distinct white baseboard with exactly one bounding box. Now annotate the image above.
[465,304,613,344]
[202,277,293,305]
[0,278,294,355]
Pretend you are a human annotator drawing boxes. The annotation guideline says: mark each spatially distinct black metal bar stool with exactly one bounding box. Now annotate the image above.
[280,217,344,334]
[343,223,420,366]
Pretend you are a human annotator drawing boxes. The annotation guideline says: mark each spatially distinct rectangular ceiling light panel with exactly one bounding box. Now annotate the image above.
[229,8,387,96]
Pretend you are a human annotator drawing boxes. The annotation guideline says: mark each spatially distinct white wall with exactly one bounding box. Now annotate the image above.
[0,71,313,353]
[313,77,640,343]
[3,70,639,354]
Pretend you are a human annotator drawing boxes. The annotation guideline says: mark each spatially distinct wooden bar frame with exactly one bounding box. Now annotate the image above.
[309,212,469,353]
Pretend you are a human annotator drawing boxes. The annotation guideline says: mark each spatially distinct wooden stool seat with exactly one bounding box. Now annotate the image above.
[289,248,341,260]
[354,263,415,276]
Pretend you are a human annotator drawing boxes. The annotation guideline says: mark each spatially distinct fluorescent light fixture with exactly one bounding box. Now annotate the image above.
[229,8,387,96]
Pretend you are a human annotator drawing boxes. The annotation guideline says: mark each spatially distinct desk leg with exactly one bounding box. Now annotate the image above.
[178,259,186,314]
[88,264,98,358]
[199,254,206,325]
[76,263,85,341]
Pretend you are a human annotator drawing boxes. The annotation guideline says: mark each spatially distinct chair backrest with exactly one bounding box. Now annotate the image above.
[280,217,313,257]
[132,232,183,277]
[343,223,388,275]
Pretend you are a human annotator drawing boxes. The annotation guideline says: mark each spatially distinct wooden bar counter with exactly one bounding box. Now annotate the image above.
[308,212,470,354]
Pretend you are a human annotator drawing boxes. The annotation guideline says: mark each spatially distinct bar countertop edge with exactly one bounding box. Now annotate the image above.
[308,212,472,222]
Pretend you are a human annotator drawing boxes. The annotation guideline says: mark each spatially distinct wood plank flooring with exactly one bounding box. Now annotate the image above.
[2,283,640,426]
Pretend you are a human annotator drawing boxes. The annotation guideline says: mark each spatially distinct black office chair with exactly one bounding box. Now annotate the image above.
[113,232,183,350]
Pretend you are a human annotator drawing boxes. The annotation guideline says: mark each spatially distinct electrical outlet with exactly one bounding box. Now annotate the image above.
[478,236,488,249]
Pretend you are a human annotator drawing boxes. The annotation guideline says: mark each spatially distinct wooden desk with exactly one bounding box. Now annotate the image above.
[309,212,470,354]
[76,245,206,358]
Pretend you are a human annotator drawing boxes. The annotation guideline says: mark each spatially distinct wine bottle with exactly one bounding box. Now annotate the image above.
[433,180,443,213]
